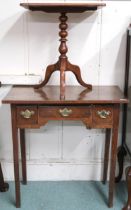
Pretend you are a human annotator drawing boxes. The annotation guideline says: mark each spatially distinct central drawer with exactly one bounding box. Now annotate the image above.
[38,105,92,122]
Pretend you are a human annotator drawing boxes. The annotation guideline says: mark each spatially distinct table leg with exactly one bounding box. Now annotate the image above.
[103,128,111,184]
[109,104,120,208]
[123,167,131,210]
[11,105,20,208]
[20,129,27,185]
[0,163,9,192]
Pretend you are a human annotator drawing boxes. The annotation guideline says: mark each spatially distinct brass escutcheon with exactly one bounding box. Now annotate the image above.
[59,108,72,117]
[20,109,35,119]
[97,110,111,119]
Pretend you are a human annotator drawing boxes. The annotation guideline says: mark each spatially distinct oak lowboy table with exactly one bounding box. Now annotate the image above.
[2,85,128,208]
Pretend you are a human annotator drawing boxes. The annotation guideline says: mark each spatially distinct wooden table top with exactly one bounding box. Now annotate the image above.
[20,2,106,13]
[2,86,128,105]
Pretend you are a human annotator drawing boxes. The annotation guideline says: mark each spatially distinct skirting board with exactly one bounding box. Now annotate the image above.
[0,161,128,181]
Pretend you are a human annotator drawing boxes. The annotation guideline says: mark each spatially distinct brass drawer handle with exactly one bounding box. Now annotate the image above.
[20,109,35,119]
[97,110,111,119]
[59,108,72,117]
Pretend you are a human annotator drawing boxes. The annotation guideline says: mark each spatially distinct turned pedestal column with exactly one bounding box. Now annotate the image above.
[35,12,92,99]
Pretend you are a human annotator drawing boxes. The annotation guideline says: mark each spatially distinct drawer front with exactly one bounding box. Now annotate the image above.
[92,105,113,127]
[17,106,38,126]
[38,106,92,122]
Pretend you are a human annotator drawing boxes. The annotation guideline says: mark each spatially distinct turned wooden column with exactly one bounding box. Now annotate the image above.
[59,13,68,99]
[34,11,92,98]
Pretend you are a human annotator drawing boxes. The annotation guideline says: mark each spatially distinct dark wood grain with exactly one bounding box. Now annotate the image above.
[20,2,106,13]
[2,86,128,105]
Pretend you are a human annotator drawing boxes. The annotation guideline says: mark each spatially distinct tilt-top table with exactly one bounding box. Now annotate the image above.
[2,85,128,207]
[20,2,106,99]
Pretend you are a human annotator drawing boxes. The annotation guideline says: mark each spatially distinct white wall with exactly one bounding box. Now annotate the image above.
[0,1,131,180]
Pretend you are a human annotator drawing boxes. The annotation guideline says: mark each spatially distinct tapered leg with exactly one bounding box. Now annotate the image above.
[20,129,27,185]
[123,167,131,210]
[103,128,111,184]
[0,163,9,192]
[11,105,20,208]
[109,105,120,208]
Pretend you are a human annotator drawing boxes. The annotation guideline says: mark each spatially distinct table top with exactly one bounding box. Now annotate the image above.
[20,1,106,13]
[2,86,128,105]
